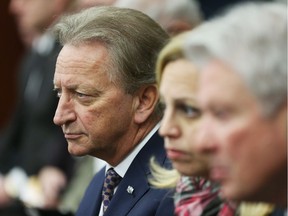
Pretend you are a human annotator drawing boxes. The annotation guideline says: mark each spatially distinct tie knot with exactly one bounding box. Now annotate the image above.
[105,168,121,186]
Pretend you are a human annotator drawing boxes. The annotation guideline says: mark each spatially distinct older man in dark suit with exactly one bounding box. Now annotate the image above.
[52,6,174,216]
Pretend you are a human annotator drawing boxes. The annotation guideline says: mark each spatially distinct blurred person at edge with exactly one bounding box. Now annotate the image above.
[114,0,203,36]
[75,0,116,9]
[0,0,77,214]
[9,0,36,47]
[149,22,285,216]
[52,6,173,216]
[184,1,287,210]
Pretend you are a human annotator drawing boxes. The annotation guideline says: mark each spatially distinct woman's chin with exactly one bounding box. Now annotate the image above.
[173,163,192,176]
[174,163,208,177]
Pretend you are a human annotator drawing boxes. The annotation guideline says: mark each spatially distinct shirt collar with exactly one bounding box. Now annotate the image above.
[106,122,160,178]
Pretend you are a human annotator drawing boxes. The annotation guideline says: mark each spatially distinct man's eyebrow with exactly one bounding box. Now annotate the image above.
[52,81,103,95]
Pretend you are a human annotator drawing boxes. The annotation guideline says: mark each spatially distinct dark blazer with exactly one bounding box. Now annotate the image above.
[0,39,74,177]
[76,131,174,216]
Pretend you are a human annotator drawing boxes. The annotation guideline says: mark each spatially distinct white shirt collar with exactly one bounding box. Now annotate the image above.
[105,122,160,178]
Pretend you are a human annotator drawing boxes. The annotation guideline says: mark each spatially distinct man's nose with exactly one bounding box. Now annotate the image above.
[53,95,76,126]
[194,116,218,154]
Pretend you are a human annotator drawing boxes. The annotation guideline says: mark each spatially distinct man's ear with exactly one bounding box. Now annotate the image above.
[133,84,159,124]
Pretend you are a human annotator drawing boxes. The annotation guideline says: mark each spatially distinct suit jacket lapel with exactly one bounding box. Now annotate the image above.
[79,168,105,216]
[104,132,167,216]
[104,158,149,216]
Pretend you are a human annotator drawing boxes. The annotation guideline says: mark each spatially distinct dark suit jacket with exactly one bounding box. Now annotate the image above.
[76,132,174,216]
[0,38,74,177]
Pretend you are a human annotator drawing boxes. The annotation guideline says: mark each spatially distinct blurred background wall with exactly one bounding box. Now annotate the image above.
[0,0,24,130]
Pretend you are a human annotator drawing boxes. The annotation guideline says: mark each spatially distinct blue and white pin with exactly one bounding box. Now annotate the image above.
[127,185,134,194]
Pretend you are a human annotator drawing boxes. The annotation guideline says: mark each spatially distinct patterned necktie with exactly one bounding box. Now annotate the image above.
[102,168,122,213]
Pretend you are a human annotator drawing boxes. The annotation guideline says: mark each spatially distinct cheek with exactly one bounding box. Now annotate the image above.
[79,108,103,132]
[185,122,200,151]
[223,125,254,158]
[223,120,267,170]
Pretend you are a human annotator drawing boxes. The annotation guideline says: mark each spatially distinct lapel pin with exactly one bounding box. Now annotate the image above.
[127,186,134,194]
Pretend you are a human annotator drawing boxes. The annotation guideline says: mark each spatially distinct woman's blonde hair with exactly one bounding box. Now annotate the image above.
[149,157,180,188]
[149,31,191,188]
[155,31,191,86]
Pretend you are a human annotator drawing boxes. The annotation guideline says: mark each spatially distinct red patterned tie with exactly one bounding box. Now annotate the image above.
[102,168,122,213]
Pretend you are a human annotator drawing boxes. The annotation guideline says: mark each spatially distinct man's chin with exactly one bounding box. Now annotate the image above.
[67,143,88,157]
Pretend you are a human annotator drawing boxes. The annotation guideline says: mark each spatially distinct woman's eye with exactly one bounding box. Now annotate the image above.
[177,104,200,118]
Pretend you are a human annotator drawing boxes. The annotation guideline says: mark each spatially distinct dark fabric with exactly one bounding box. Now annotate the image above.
[76,131,174,216]
[0,41,74,177]
[0,201,74,216]
[270,207,286,216]
[197,0,272,20]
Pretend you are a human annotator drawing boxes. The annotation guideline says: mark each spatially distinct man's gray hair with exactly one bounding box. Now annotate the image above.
[52,6,169,95]
[184,2,287,116]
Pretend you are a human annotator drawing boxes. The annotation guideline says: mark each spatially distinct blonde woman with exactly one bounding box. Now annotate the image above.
[150,30,279,216]
[149,32,235,216]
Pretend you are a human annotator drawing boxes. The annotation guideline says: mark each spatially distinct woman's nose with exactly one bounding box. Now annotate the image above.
[159,108,180,138]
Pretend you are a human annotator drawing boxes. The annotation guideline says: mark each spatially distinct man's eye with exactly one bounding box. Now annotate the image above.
[76,92,87,98]
[213,109,230,120]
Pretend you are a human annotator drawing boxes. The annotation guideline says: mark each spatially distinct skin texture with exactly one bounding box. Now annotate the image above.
[53,42,159,166]
[195,59,287,205]
[159,59,209,177]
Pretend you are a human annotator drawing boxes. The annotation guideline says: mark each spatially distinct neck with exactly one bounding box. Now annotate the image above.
[99,118,160,166]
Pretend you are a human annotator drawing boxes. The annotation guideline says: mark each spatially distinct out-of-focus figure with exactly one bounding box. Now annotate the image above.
[0,0,76,215]
[114,0,203,36]
[149,31,235,216]
[185,1,287,209]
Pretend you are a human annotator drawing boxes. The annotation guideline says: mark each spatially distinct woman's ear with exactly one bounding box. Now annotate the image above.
[133,84,159,124]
